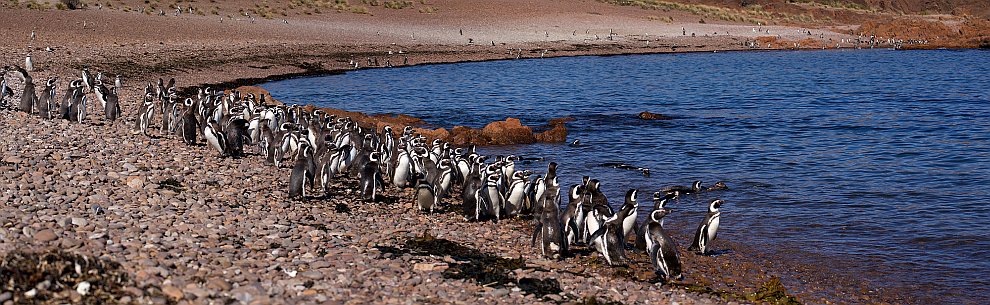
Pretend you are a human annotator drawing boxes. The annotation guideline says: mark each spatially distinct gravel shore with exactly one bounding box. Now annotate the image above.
[0,106,733,304]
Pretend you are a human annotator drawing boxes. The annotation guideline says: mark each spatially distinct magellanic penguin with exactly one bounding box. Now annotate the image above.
[503,171,529,218]
[662,180,703,198]
[617,189,640,240]
[288,141,313,199]
[636,192,677,251]
[562,184,587,246]
[461,162,483,221]
[415,173,438,213]
[224,117,249,158]
[531,183,567,259]
[178,98,198,145]
[12,65,36,114]
[135,93,155,136]
[645,209,683,281]
[689,199,724,255]
[479,173,504,220]
[36,77,57,119]
[203,119,227,157]
[587,209,628,266]
[104,87,121,121]
[392,150,412,188]
[361,152,386,202]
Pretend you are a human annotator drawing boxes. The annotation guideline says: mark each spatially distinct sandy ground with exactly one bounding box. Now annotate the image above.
[0,1,921,304]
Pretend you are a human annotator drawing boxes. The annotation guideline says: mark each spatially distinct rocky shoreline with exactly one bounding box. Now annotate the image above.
[0,2,950,303]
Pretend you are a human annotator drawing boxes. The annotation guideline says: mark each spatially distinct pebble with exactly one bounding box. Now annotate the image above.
[162,285,184,300]
[33,229,58,242]
[76,281,91,296]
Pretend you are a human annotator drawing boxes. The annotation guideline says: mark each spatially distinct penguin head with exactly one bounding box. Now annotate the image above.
[569,185,581,201]
[650,209,672,223]
[625,189,638,204]
[709,199,724,213]
[692,180,704,190]
[547,162,558,176]
[582,176,590,186]
[653,192,676,209]
[588,179,601,192]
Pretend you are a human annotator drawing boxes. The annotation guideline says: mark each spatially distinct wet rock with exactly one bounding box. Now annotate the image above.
[482,118,536,145]
[638,111,672,120]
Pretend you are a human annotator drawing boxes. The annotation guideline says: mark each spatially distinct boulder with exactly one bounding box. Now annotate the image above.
[481,118,536,145]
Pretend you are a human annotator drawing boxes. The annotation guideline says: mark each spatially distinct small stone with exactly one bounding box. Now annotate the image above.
[34,229,58,242]
[206,278,231,291]
[299,270,323,280]
[126,177,144,189]
[24,288,37,298]
[162,285,183,300]
[76,281,91,296]
[413,263,435,272]
[0,292,11,302]
[71,217,88,227]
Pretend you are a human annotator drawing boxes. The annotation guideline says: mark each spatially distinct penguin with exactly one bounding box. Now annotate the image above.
[65,82,84,122]
[436,159,454,197]
[288,142,313,199]
[531,183,567,259]
[392,150,412,188]
[24,54,33,72]
[104,87,121,121]
[645,209,683,281]
[81,67,93,92]
[461,163,483,221]
[135,93,155,136]
[503,171,528,217]
[562,184,587,246]
[0,71,12,109]
[178,98,198,145]
[12,65,36,114]
[583,179,609,242]
[59,80,80,120]
[360,152,386,202]
[415,173,438,213]
[75,95,88,123]
[636,192,677,250]
[479,173,504,219]
[587,211,628,266]
[114,75,122,89]
[689,199,724,255]
[618,189,640,240]
[585,203,613,246]
[36,77,57,119]
[662,180,703,198]
[93,81,110,110]
[226,118,249,157]
[204,119,227,157]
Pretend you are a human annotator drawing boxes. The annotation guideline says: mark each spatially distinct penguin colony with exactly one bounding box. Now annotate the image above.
[0,64,728,283]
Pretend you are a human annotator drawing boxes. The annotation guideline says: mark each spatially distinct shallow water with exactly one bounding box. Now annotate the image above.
[263,49,990,304]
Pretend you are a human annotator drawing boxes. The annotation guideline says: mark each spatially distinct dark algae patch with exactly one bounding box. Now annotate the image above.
[748,277,802,305]
[0,249,170,304]
[376,232,571,300]
[669,277,802,305]
[157,178,184,193]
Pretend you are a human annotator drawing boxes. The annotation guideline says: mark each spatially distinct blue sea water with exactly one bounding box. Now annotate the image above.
[262,49,990,304]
